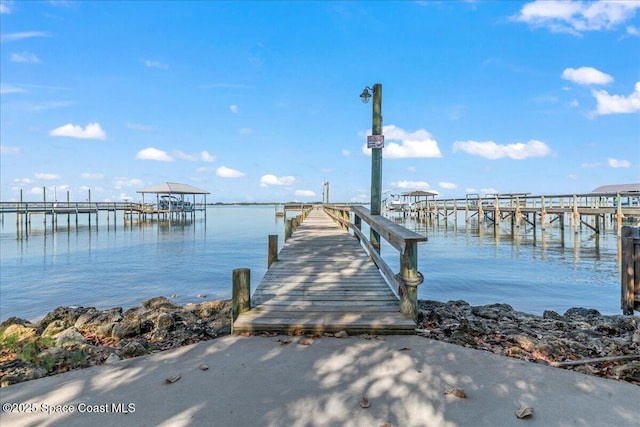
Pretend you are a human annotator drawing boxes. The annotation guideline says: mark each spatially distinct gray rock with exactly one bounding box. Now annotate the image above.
[75,307,123,329]
[104,353,121,364]
[0,360,48,387]
[39,306,91,330]
[142,296,179,310]
[41,320,67,338]
[37,347,68,370]
[55,327,86,348]
[543,310,563,320]
[112,319,140,339]
[95,322,116,338]
[471,303,514,320]
[564,307,601,319]
[0,317,33,329]
[155,312,174,330]
[118,341,147,358]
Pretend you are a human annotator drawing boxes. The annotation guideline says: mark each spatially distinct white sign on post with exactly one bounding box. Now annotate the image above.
[367,135,384,149]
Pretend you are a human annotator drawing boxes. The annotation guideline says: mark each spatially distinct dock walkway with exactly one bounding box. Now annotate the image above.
[232,209,415,334]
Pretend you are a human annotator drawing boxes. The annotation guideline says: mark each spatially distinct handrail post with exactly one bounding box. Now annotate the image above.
[354,214,362,242]
[285,219,292,241]
[268,234,278,268]
[398,241,423,315]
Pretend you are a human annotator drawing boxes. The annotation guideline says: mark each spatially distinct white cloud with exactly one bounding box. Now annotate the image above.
[581,162,601,168]
[592,81,640,115]
[0,146,20,154]
[135,147,173,161]
[29,186,44,195]
[1,3,10,13]
[50,122,107,140]
[34,173,60,180]
[80,173,104,180]
[561,67,613,85]
[351,194,369,203]
[13,101,72,112]
[175,150,216,162]
[452,139,552,160]
[342,149,351,157]
[295,190,316,197]
[361,125,442,159]
[260,174,295,187]
[144,59,168,69]
[0,83,26,94]
[216,166,245,178]
[1,31,50,42]
[513,0,640,35]
[627,25,640,35]
[608,158,631,168]
[390,180,432,190]
[201,150,215,162]
[11,51,41,63]
[113,177,144,189]
[439,182,457,190]
[229,105,239,113]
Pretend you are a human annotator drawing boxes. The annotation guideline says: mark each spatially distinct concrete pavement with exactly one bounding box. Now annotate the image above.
[1,334,638,427]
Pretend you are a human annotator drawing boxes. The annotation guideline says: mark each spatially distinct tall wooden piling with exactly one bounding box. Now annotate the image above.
[232,268,251,324]
[268,234,278,268]
[621,226,639,315]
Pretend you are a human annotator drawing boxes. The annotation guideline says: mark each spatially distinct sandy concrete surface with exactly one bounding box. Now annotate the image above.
[1,334,638,427]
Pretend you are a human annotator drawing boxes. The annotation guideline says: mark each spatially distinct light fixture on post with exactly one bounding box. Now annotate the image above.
[360,83,383,253]
[359,87,372,104]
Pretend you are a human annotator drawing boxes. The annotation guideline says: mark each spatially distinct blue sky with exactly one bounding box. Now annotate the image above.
[1,0,639,203]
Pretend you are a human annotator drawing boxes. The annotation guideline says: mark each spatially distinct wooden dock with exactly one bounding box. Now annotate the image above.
[232,208,417,335]
[388,191,640,236]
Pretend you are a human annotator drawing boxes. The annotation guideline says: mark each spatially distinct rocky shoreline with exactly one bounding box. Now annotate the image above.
[1,297,638,387]
[416,300,639,385]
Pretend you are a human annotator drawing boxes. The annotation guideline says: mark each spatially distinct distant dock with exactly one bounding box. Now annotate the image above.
[387,191,640,236]
[0,201,206,237]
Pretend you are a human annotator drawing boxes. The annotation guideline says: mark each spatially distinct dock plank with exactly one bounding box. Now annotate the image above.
[233,208,415,335]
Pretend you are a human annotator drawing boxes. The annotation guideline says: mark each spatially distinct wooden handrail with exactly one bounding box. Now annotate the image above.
[324,205,427,316]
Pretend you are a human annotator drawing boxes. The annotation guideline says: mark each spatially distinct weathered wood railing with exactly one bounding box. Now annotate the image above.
[284,207,313,241]
[324,205,427,316]
[621,226,640,314]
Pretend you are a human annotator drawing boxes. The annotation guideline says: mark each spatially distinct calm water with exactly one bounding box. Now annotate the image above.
[0,206,623,321]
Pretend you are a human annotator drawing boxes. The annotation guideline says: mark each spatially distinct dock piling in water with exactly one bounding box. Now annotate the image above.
[232,268,251,324]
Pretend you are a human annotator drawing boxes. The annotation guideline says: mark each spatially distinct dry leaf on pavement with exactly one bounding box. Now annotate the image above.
[515,405,534,419]
[360,396,370,408]
[444,388,467,398]
[165,374,181,384]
